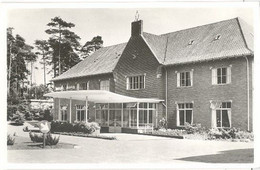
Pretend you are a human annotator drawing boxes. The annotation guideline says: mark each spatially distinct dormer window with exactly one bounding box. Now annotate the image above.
[214,34,221,40]
[188,40,194,45]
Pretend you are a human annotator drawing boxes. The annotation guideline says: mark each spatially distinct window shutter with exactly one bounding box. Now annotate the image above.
[177,72,180,87]
[126,77,129,90]
[190,71,193,86]
[227,67,231,84]
[76,83,79,90]
[212,68,217,85]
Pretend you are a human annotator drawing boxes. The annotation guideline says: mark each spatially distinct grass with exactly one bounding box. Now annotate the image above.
[177,148,254,163]
[8,135,76,150]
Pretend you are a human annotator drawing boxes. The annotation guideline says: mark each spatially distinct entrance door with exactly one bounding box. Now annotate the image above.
[109,110,122,133]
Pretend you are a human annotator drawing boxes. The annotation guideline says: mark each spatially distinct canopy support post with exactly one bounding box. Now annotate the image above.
[69,97,72,123]
[137,102,139,128]
[58,98,60,121]
[121,103,123,128]
[86,96,88,122]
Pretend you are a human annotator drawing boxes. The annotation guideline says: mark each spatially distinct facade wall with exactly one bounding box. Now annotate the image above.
[113,36,166,120]
[166,56,253,131]
[54,74,115,92]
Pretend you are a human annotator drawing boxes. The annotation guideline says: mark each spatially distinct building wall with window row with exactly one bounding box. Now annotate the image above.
[166,56,253,130]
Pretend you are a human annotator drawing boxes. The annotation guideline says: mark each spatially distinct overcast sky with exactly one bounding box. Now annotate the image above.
[7,7,254,85]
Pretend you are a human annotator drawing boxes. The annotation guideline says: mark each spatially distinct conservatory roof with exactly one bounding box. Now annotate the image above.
[44,90,163,103]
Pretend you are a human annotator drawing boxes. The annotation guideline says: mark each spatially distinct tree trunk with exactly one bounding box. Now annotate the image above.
[43,51,46,86]
[58,25,61,76]
[7,42,12,97]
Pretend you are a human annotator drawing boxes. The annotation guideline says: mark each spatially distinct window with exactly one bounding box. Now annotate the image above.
[188,40,194,45]
[213,102,231,128]
[79,82,89,90]
[177,103,193,126]
[62,84,67,91]
[214,34,221,40]
[138,103,156,127]
[67,84,76,91]
[212,67,231,85]
[177,71,193,87]
[126,75,145,90]
[76,105,86,121]
[100,80,110,91]
[60,106,67,121]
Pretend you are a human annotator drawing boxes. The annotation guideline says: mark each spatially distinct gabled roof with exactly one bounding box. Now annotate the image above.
[52,43,127,81]
[53,17,253,81]
[143,17,253,65]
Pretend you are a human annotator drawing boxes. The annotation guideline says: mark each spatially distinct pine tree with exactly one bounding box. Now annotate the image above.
[81,36,103,58]
[7,27,37,102]
[45,17,81,77]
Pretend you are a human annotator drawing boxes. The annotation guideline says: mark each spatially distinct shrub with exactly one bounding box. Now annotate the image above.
[7,106,17,121]
[184,122,206,134]
[29,132,44,142]
[45,133,60,146]
[207,127,254,141]
[43,109,53,122]
[7,134,15,145]
[152,129,186,136]
[51,121,101,135]
[158,117,167,129]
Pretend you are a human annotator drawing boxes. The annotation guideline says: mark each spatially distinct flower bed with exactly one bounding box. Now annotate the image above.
[144,129,185,139]
[53,132,117,140]
[145,123,253,142]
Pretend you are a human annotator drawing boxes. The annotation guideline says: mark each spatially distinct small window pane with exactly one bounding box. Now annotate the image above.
[222,68,227,76]
[217,68,221,76]
[222,110,230,127]
[186,110,192,124]
[217,77,222,84]
[81,111,85,121]
[216,110,221,127]
[227,102,231,108]
[222,75,227,84]
[149,110,153,123]
[179,110,185,126]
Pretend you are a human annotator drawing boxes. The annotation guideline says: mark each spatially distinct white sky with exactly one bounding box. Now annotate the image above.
[7,7,253,85]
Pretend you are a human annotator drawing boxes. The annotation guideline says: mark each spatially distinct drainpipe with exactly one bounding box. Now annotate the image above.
[165,68,168,123]
[244,56,250,131]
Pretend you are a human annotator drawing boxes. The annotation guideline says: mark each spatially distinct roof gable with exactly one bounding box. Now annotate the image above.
[142,18,253,65]
[53,17,253,81]
[52,43,127,81]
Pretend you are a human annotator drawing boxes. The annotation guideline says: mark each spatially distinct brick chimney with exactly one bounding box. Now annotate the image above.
[131,20,143,37]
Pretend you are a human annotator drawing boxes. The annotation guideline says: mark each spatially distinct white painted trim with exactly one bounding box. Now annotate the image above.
[85,96,88,122]
[244,56,250,131]
[69,97,72,123]
[137,102,139,128]
[58,98,60,121]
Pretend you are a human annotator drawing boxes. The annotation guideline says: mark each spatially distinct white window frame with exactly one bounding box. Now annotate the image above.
[177,70,193,87]
[126,75,145,90]
[76,105,86,122]
[176,102,193,126]
[100,80,110,91]
[212,66,231,85]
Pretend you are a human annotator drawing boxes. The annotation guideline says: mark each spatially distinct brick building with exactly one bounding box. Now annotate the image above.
[47,17,254,132]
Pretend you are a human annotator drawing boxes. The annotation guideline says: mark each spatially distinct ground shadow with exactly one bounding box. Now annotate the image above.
[176,148,254,163]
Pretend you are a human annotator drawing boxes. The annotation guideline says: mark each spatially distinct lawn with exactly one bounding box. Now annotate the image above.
[8,135,76,150]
